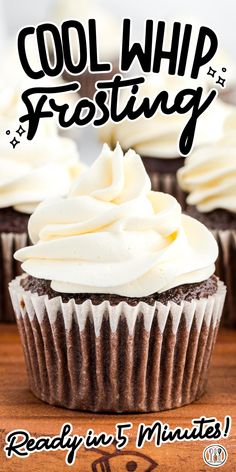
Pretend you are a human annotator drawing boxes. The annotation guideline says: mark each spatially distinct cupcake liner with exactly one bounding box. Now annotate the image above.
[212,229,236,328]
[0,232,28,322]
[9,276,226,413]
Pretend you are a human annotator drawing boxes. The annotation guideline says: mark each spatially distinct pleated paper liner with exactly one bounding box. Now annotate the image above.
[0,232,28,322]
[9,276,226,413]
[213,229,236,328]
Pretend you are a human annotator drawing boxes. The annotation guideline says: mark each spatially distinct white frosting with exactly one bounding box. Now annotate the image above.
[0,43,86,214]
[177,122,236,213]
[0,132,85,213]
[0,42,79,139]
[52,0,120,61]
[99,77,234,158]
[15,144,218,296]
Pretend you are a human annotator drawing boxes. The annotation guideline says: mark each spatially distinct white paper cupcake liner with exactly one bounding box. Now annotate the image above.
[9,275,226,412]
[0,232,28,322]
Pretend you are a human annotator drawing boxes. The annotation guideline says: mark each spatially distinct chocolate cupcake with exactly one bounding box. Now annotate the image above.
[0,117,85,322]
[99,77,233,207]
[178,127,236,328]
[0,43,81,142]
[10,144,225,412]
[50,0,120,98]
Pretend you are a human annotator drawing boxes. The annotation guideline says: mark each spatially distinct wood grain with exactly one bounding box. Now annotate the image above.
[0,324,235,471]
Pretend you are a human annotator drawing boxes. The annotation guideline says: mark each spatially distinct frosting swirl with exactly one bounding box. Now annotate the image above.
[99,78,234,158]
[0,42,78,129]
[177,127,236,213]
[15,144,218,296]
[0,132,85,214]
[0,44,86,214]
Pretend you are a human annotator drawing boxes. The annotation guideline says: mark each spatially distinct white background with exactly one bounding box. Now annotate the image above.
[0,0,236,58]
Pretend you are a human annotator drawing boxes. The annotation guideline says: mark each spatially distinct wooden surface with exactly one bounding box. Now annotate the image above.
[0,324,235,472]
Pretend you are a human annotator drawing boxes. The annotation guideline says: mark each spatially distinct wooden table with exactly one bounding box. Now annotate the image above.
[0,324,235,471]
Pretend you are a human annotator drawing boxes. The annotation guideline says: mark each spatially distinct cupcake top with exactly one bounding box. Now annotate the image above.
[0,44,86,214]
[0,43,78,124]
[0,128,85,214]
[99,77,234,159]
[177,116,236,213]
[15,143,218,297]
[0,75,78,132]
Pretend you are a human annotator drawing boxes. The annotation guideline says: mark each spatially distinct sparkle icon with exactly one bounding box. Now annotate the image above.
[216,76,226,88]
[16,125,26,137]
[10,137,20,149]
[207,66,217,78]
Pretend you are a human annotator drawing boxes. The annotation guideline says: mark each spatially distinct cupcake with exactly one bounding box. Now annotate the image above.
[99,76,233,206]
[177,123,236,328]
[50,0,120,98]
[9,144,225,412]
[0,111,86,322]
[0,43,80,141]
[0,42,87,322]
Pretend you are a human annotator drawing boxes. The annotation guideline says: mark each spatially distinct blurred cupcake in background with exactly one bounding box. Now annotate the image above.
[10,143,225,413]
[0,46,87,322]
[0,43,80,141]
[178,114,236,328]
[51,0,120,98]
[99,75,234,205]
[0,122,86,322]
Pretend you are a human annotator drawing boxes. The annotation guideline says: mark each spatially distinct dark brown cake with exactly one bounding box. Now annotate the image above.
[63,63,120,99]
[0,207,29,322]
[9,274,225,413]
[141,155,185,175]
[185,205,236,328]
[21,273,218,305]
[185,206,236,230]
[0,207,29,233]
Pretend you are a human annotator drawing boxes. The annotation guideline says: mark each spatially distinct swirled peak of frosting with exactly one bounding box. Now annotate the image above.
[99,77,234,159]
[15,143,218,296]
[177,123,236,213]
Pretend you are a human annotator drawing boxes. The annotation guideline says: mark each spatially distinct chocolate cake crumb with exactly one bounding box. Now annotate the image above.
[186,206,236,230]
[20,274,218,306]
[141,155,185,174]
[0,207,29,233]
